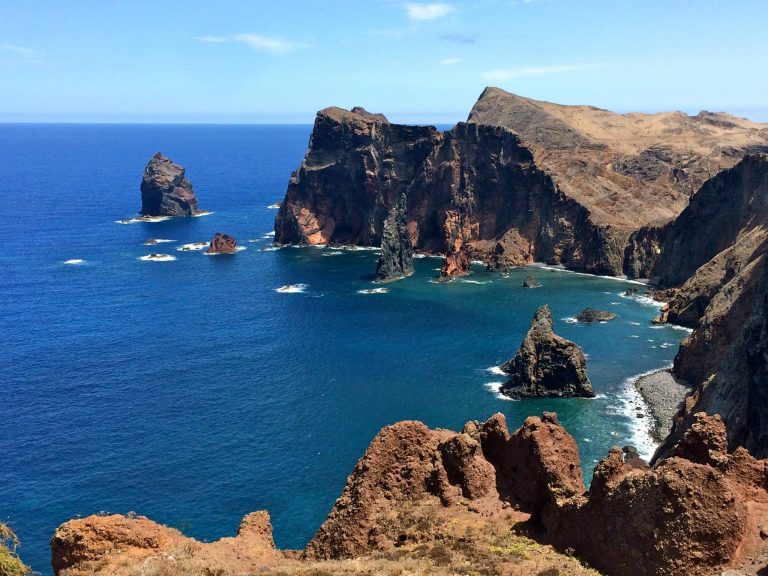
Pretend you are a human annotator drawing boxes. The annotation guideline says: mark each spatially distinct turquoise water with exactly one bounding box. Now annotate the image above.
[0,124,687,574]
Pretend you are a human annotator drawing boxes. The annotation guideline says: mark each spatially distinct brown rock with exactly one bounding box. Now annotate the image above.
[140,152,201,217]
[500,305,594,398]
[206,232,237,254]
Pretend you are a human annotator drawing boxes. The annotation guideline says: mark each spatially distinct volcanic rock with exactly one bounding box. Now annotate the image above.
[375,193,414,282]
[206,232,237,254]
[522,275,541,288]
[575,308,617,323]
[500,305,594,399]
[140,152,201,217]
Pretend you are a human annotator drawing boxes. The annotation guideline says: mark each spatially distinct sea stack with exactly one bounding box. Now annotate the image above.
[140,152,201,217]
[207,233,237,254]
[500,305,594,399]
[375,194,414,282]
[522,275,541,288]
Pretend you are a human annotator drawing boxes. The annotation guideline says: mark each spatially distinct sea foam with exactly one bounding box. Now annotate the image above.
[139,254,176,262]
[275,283,308,294]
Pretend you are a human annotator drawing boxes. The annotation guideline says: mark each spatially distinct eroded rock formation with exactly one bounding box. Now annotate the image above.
[140,153,201,217]
[500,305,594,399]
[522,275,541,288]
[276,89,768,279]
[206,232,237,254]
[50,412,768,576]
[375,193,414,282]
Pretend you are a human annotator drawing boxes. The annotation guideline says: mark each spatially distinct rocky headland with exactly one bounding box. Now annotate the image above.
[140,152,202,217]
[500,305,594,399]
[275,88,768,280]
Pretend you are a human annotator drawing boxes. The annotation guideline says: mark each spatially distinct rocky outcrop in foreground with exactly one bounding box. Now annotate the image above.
[500,305,594,399]
[276,88,768,279]
[140,153,201,217]
[375,193,414,282]
[51,412,768,576]
[206,232,237,254]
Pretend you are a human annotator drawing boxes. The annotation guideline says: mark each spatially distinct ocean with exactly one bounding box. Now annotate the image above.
[0,124,689,574]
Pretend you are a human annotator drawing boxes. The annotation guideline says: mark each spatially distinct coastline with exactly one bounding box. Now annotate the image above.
[632,367,692,443]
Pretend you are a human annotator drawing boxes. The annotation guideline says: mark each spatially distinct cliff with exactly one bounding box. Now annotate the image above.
[140,153,201,217]
[374,193,414,281]
[276,89,768,279]
[51,412,768,576]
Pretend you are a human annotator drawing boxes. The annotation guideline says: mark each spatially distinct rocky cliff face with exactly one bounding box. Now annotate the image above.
[140,153,201,217]
[53,412,768,576]
[374,193,414,282]
[500,305,594,399]
[276,89,768,279]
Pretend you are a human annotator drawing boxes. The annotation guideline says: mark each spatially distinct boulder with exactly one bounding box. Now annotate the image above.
[207,232,237,254]
[500,305,594,398]
[140,153,201,217]
[575,308,617,323]
[522,275,541,288]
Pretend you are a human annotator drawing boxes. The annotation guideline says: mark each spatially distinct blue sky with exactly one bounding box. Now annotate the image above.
[1,0,767,123]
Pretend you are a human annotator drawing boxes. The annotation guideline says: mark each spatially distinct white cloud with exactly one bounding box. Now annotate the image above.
[482,63,609,81]
[440,57,462,65]
[196,33,301,54]
[404,3,455,20]
[0,43,43,59]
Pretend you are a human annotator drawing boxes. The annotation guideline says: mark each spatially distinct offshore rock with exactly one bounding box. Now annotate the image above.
[522,275,541,288]
[375,193,414,282]
[206,232,237,254]
[575,308,617,323]
[140,152,201,217]
[500,305,594,398]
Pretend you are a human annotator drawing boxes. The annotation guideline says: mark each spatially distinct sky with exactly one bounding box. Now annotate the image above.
[1,0,767,123]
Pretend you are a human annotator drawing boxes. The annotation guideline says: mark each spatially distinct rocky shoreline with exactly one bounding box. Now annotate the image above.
[633,368,692,442]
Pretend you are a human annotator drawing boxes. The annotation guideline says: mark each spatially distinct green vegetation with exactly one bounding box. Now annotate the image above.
[0,523,31,576]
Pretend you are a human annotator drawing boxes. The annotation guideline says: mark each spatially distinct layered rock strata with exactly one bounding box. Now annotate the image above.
[276,89,768,279]
[140,153,201,217]
[500,305,594,399]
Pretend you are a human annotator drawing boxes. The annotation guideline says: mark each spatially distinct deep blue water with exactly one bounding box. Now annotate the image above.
[0,124,689,574]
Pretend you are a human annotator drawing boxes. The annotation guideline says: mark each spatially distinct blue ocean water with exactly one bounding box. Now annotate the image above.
[0,124,688,574]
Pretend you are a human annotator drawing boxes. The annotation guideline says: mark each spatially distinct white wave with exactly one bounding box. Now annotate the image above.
[313,244,327,249]
[459,279,492,285]
[485,366,506,376]
[116,215,171,224]
[529,263,647,286]
[322,251,344,257]
[357,287,389,294]
[204,246,246,256]
[247,239,261,243]
[646,339,655,342]
[614,363,674,461]
[262,231,276,238]
[610,301,621,305]
[267,202,281,209]
[659,342,675,349]
[143,239,175,245]
[628,321,641,326]
[260,246,281,252]
[471,260,485,266]
[192,211,213,218]
[630,334,640,338]
[484,381,515,402]
[619,292,664,309]
[413,252,441,259]
[63,259,85,265]
[139,254,176,262]
[275,283,308,294]
[583,438,592,442]
[177,242,209,251]
[562,316,578,324]
[668,324,694,334]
